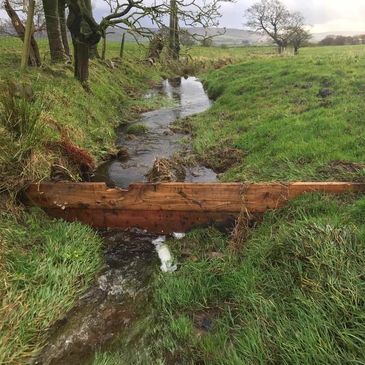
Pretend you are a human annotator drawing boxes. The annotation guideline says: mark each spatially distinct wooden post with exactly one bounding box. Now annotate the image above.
[21,0,35,71]
[101,36,106,60]
[169,0,180,60]
[120,33,126,59]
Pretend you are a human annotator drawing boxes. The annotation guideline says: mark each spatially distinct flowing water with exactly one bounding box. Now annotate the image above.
[93,77,216,188]
[35,77,215,365]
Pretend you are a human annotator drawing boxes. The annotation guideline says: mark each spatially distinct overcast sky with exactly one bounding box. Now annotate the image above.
[91,0,365,33]
[1,1,364,34]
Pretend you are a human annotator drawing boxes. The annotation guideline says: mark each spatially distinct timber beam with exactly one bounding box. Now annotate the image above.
[23,182,365,233]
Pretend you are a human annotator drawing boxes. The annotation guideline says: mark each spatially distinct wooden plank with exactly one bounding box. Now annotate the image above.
[44,208,237,233]
[23,182,365,233]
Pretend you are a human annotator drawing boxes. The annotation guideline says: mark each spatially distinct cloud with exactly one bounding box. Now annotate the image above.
[219,0,365,31]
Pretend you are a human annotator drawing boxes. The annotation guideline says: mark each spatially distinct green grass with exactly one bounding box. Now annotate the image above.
[152,193,365,364]
[0,209,102,364]
[95,193,365,364]
[92,45,365,364]
[189,45,365,182]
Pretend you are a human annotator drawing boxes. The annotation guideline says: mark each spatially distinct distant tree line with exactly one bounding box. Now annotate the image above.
[319,35,365,46]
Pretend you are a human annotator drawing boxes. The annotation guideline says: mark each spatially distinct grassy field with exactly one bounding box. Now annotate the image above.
[94,45,365,364]
[192,45,365,182]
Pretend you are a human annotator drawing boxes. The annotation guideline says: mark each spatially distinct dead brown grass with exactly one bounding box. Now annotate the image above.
[146,158,186,183]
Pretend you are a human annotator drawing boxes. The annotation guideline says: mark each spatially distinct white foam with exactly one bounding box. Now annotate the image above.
[152,236,177,273]
[172,232,186,240]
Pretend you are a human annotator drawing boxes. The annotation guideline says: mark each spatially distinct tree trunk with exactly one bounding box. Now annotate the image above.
[42,0,66,62]
[89,44,100,59]
[4,0,41,67]
[58,0,70,59]
[148,34,164,61]
[67,0,101,85]
[73,38,89,83]
[169,0,180,60]
[101,36,106,60]
[21,0,36,71]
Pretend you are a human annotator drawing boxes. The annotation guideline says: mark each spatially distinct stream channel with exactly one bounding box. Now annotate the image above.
[35,77,216,365]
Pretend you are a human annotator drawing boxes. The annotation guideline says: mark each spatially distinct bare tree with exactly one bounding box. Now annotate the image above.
[1,0,45,31]
[289,26,311,55]
[2,0,70,63]
[245,0,307,54]
[101,0,233,60]
[66,0,100,85]
[65,0,233,85]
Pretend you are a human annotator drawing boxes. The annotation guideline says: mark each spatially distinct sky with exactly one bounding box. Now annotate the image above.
[91,0,365,34]
[1,0,364,34]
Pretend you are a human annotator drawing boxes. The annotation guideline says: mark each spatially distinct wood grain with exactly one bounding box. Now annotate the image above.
[24,182,365,233]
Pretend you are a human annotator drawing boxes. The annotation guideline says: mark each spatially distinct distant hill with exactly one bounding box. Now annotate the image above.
[106,27,267,46]
[107,28,365,46]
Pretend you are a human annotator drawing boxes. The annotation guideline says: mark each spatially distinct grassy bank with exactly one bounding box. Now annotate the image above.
[191,45,365,182]
[96,193,365,364]
[0,37,163,364]
[157,45,365,364]
[94,45,365,364]
[0,210,102,364]
[0,37,163,193]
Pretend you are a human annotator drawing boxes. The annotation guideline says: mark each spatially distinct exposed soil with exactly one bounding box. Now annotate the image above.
[319,160,365,181]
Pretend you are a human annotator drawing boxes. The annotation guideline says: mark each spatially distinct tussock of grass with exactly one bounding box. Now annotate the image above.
[126,123,148,135]
[0,209,102,364]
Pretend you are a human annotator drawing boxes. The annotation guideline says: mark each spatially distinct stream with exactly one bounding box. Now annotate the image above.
[93,77,216,188]
[35,77,215,365]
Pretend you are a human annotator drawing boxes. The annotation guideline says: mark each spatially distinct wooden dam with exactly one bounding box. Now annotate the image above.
[23,181,365,234]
